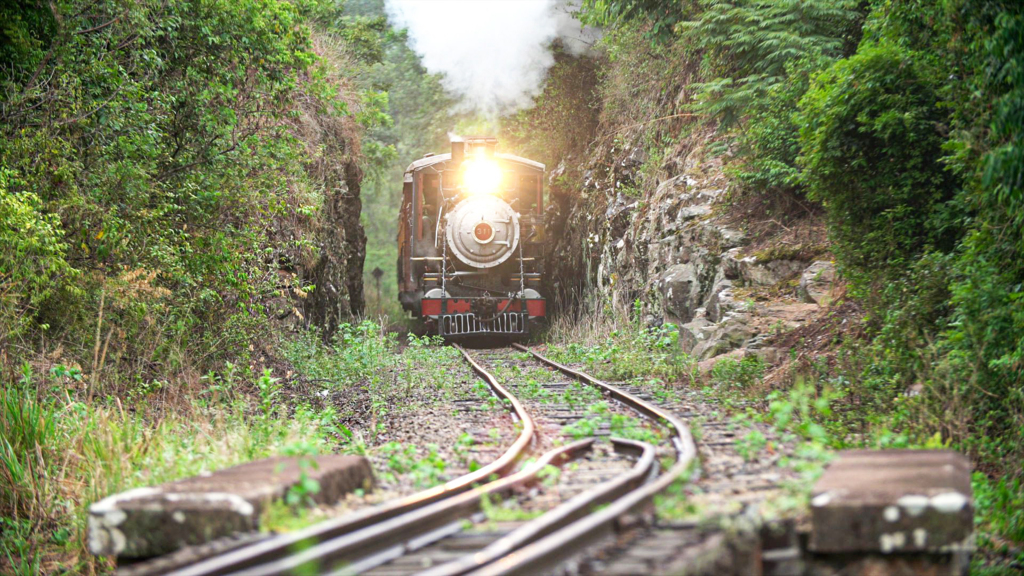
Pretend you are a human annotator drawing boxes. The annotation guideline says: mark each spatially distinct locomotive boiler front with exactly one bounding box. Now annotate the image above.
[397,136,546,338]
[445,195,520,269]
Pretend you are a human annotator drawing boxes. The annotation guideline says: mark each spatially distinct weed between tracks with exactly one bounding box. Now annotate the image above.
[562,401,663,445]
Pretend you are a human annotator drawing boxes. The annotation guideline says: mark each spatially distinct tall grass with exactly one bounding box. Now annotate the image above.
[546,292,697,384]
[0,363,337,572]
[282,320,459,423]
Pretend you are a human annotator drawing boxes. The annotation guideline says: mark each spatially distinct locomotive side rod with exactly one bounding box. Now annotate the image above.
[173,345,537,576]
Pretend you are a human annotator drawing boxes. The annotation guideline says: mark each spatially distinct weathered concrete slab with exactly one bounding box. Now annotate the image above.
[89,454,374,559]
[809,450,972,554]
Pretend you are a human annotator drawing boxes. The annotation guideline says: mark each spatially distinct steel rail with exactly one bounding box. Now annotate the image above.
[419,437,658,576]
[475,344,699,576]
[173,345,536,576]
[245,439,596,576]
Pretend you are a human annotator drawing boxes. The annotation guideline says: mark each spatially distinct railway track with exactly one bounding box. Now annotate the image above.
[157,343,699,576]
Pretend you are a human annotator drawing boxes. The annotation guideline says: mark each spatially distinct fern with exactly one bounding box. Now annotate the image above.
[680,0,863,127]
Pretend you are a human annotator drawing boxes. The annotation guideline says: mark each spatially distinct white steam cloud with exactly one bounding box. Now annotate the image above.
[385,0,596,117]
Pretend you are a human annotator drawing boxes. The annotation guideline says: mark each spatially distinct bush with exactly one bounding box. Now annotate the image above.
[0,363,337,570]
[0,0,381,381]
[681,0,862,128]
[0,170,75,340]
[797,41,958,285]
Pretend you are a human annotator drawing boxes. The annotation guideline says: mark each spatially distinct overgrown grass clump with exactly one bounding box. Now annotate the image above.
[546,299,697,385]
[283,320,459,426]
[0,362,338,573]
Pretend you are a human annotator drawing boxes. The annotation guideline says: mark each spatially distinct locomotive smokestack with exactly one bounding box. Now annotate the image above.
[451,138,465,166]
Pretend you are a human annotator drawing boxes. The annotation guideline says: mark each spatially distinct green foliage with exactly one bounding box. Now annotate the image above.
[283,319,459,428]
[578,0,688,42]
[376,442,447,488]
[501,46,601,171]
[797,40,958,283]
[572,1,1024,563]
[0,363,337,570]
[285,321,396,389]
[479,492,544,523]
[973,473,1024,569]
[931,4,1024,476]
[735,429,767,462]
[789,1,1024,484]
[0,0,352,377]
[256,369,283,420]
[680,0,862,128]
[563,402,661,444]
[765,377,837,444]
[709,355,765,389]
[551,320,696,384]
[731,57,821,194]
[0,170,75,338]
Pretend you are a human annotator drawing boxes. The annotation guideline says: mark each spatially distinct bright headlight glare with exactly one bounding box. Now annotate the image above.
[462,159,502,195]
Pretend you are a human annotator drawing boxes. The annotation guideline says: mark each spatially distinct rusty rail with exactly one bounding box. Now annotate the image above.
[473,344,699,575]
[420,437,657,576]
[173,345,536,576]
[242,439,597,576]
[175,344,698,576]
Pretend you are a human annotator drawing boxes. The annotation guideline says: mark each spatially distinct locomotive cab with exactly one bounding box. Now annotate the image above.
[397,137,546,337]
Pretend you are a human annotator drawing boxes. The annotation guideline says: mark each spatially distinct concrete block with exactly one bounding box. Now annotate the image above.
[89,454,374,559]
[809,450,972,555]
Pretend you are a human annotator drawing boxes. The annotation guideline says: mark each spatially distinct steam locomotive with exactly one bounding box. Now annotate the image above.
[398,137,546,337]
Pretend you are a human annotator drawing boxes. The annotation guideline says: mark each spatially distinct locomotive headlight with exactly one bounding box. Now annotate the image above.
[462,158,502,195]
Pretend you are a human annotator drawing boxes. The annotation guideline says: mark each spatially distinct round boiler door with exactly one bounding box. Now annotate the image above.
[474,222,495,243]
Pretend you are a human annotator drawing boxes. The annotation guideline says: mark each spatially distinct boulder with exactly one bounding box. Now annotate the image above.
[692,314,754,359]
[705,279,739,323]
[660,263,701,323]
[798,260,836,306]
[679,313,713,353]
[723,249,806,286]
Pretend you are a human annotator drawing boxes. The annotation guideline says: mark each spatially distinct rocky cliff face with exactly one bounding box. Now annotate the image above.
[270,43,367,340]
[550,130,835,368]
[303,158,366,336]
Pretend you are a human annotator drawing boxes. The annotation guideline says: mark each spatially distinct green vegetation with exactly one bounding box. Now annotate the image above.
[563,1,1024,569]
[376,442,447,488]
[284,321,458,425]
[0,0,392,367]
[563,401,663,445]
[709,355,765,390]
[0,0,443,567]
[0,362,339,571]
[4,0,1024,570]
[479,492,545,524]
[548,299,697,384]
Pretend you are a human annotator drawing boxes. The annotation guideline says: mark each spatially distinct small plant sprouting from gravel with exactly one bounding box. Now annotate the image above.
[453,433,479,472]
[479,492,545,524]
[562,401,663,444]
[375,442,448,489]
[735,429,768,462]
